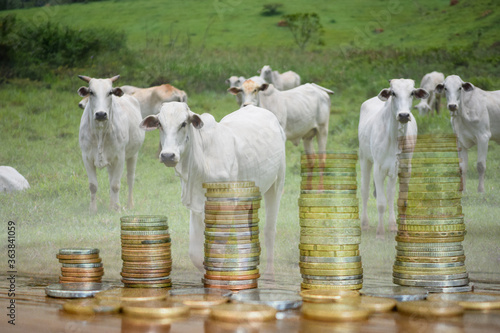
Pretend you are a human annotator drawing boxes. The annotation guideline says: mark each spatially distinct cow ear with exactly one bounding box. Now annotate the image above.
[462,82,474,92]
[435,83,444,94]
[378,89,391,101]
[110,75,120,83]
[189,112,204,130]
[260,83,269,91]
[78,86,90,97]
[228,87,242,95]
[413,88,429,100]
[140,115,160,131]
[112,87,124,97]
[225,79,230,85]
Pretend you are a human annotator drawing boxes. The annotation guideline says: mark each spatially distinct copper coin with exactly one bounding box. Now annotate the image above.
[121,272,171,279]
[203,283,258,290]
[120,234,171,240]
[56,253,100,260]
[122,278,171,285]
[58,258,102,264]
[59,276,102,283]
[121,239,171,245]
[61,271,104,278]
[61,267,104,273]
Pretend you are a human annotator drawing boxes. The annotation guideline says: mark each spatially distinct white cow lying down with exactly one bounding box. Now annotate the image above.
[359,79,428,238]
[0,166,30,194]
[140,102,286,276]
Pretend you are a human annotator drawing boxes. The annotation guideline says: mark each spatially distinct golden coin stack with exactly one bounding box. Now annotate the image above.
[57,248,103,283]
[298,152,363,290]
[395,134,470,292]
[202,181,261,291]
[120,215,172,288]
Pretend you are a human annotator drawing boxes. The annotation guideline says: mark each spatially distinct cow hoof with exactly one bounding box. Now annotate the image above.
[376,232,385,240]
[361,224,370,231]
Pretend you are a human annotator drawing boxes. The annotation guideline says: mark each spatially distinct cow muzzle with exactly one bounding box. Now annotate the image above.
[160,152,178,167]
[95,111,108,121]
[448,104,458,112]
[397,112,411,124]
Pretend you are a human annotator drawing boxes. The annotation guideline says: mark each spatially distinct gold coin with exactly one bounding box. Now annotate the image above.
[301,184,357,191]
[203,181,255,189]
[299,213,360,219]
[338,296,396,313]
[396,300,464,317]
[399,183,462,192]
[300,268,363,276]
[63,299,121,315]
[399,157,460,164]
[298,198,359,207]
[302,302,370,321]
[209,303,276,322]
[300,178,357,185]
[301,283,363,291]
[397,198,461,208]
[299,206,358,213]
[300,250,359,257]
[299,262,362,270]
[300,235,361,245]
[299,244,359,251]
[122,300,190,319]
[95,287,168,302]
[169,294,229,309]
[395,236,465,243]
[301,152,358,160]
[299,289,360,303]
[300,219,360,228]
[427,292,500,310]
[204,269,259,277]
[397,224,465,232]
[398,191,462,200]
[393,265,467,275]
[300,228,361,237]
[395,255,466,263]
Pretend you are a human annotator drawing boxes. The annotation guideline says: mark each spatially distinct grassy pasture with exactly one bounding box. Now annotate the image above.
[0,0,500,285]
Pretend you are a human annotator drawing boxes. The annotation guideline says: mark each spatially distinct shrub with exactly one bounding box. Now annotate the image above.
[261,3,283,16]
[282,13,324,50]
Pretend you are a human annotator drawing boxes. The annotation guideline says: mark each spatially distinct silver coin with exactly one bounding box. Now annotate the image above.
[120,276,170,282]
[204,243,260,250]
[428,291,500,304]
[204,231,259,237]
[302,278,363,286]
[205,223,259,229]
[203,265,258,272]
[393,242,463,248]
[394,261,465,268]
[397,218,464,226]
[300,256,361,263]
[395,245,463,252]
[205,249,261,255]
[231,289,302,311]
[396,250,465,257]
[204,256,260,263]
[202,278,258,286]
[424,284,473,293]
[168,287,232,297]
[203,260,259,268]
[205,196,262,202]
[45,283,111,298]
[393,272,469,281]
[300,190,357,195]
[58,248,99,255]
[360,286,428,301]
[393,277,469,287]
[61,263,103,268]
[121,229,170,236]
[301,274,363,281]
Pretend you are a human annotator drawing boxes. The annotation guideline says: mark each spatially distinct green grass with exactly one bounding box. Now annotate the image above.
[1,0,500,285]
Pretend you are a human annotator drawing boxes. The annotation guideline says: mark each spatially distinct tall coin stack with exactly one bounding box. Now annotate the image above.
[57,248,103,283]
[298,152,363,290]
[202,181,261,291]
[120,215,172,288]
[395,134,470,292]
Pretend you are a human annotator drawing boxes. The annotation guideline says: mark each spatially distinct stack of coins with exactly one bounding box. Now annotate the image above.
[57,248,103,283]
[395,134,470,292]
[120,215,172,288]
[202,181,261,291]
[298,152,363,290]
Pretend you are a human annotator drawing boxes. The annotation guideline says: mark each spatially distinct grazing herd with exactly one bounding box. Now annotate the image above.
[3,65,499,272]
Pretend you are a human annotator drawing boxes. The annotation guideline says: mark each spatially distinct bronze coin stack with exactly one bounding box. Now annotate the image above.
[120,215,172,288]
[298,152,363,290]
[202,181,261,291]
[57,248,103,283]
[395,134,470,292]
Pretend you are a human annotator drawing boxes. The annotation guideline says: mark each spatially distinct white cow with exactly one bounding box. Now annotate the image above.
[140,102,286,276]
[79,84,187,118]
[77,75,145,213]
[414,71,445,116]
[0,166,30,194]
[225,76,246,106]
[436,75,500,192]
[359,79,428,238]
[258,65,301,91]
[229,79,333,154]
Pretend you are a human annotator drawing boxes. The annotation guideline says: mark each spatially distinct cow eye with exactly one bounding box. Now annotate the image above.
[180,121,187,128]
[108,90,113,96]
[89,90,94,96]
[391,92,396,97]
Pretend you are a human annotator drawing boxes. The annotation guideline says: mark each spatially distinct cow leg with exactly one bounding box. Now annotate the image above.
[262,183,281,280]
[386,174,397,232]
[317,123,328,153]
[189,210,204,272]
[360,159,372,231]
[476,134,490,193]
[126,154,138,209]
[302,137,315,155]
[458,145,468,192]
[83,159,98,214]
[373,166,387,239]
[107,160,124,211]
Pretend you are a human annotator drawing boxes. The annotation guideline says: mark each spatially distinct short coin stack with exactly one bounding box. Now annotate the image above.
[57,248,103,283]
[202,181,261,291]
[120,215,172,288]
[298,152,363,290]
[395,134,470,292]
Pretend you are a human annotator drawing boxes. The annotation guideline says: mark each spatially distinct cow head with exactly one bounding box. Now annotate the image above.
[139,102,203,167]
[77,75,123,122]
[258,65,272,82]
[228,79,269,108]
[414,99,431,116]
[435,75,474,115]
[225,76,246,88]
[378,79,429,124]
